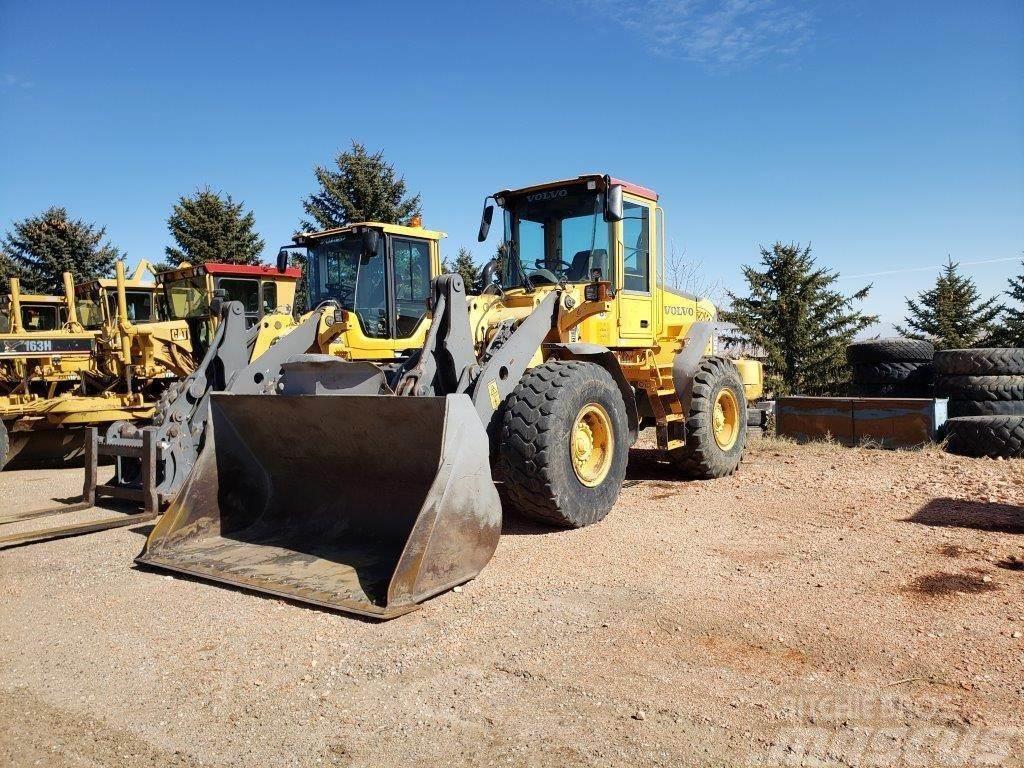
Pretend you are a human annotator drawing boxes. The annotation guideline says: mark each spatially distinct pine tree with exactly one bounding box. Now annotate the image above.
[0,207,120,293]
[894,257,1002,349]
[165,188,265,266]
[990,257,1024,347]
[443,247,480,291]
[721,242,878,396]
[300,141,421,231]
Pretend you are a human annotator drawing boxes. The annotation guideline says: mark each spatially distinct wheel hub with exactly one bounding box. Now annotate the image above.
[571,403,613,487]
[712,388,740,451]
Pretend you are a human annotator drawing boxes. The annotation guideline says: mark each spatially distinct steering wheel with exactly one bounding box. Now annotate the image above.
[528,269,560,285]
[534,259,572,272]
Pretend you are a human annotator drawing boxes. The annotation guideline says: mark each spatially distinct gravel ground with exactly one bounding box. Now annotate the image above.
[1,435,1022,768]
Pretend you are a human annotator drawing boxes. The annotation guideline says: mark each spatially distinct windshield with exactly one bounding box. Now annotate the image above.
[308,233,389,338]
[498,186,611,290]
[20,303,62,331]
[164,276,210,320]
[77,294,105,329]
[106,290,155,324]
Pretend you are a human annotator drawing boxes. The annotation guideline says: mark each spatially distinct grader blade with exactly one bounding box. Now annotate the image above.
[136,392,501,619]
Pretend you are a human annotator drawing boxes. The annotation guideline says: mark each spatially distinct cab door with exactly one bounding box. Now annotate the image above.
[615,195,656,344]
[388,236,433,341]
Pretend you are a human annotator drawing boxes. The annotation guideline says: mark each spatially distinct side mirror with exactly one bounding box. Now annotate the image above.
[477,204,494,242]
[361,229,381,258]
[276,249,289,273]
[604,184,623,222]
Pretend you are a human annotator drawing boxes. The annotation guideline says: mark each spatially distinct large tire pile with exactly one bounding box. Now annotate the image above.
[846,338,935,397]
[935,348,1024,458]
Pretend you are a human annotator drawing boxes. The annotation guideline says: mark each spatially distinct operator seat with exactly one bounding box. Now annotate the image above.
[566,249,609,282]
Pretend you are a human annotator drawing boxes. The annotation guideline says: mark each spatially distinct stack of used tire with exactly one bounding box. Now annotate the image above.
[846,338,935,397]
[935,348,1024,458]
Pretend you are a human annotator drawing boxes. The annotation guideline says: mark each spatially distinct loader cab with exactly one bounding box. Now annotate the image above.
[158,262,300,353]
[482,174,662,347]
[294,221,445,360]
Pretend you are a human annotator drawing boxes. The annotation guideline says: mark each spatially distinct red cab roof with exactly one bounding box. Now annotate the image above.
[202,262,302,279]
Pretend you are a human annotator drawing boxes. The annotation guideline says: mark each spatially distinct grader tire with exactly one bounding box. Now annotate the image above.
[500,360,629,528]
[669,357,747,479]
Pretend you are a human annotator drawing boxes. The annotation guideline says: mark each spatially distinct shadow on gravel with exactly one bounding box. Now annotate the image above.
[624,449,681,482]
[909,571,1000,596]
[905,498,1024,534]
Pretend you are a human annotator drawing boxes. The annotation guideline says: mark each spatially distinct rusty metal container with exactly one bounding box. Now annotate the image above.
[775,397,946,448]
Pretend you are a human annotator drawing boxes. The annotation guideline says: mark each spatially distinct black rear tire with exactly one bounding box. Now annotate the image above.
[669,357,747,479]
[500,360,629,528]
[944,415,1024,459]
[846,338,934,365]
[934,348,1024,376]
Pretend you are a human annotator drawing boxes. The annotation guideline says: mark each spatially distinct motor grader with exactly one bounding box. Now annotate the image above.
[0,273,102,466]
[131,175,762,619]
[0,260,301,545]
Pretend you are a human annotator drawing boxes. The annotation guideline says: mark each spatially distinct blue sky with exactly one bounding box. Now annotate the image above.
[1,0,1021,333]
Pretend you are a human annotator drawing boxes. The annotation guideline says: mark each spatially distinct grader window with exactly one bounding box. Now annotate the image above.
[218,278,261,327]
[77,295,105,328]
[21,304,60,331]
[105,290,156,323]
[261,282,278,314]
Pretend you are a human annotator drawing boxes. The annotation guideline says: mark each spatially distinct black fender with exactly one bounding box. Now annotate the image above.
[548,342,639,444]
[672,321,713,417]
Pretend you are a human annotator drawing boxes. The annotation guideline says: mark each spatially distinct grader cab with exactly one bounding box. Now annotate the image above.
[136,175,763,618]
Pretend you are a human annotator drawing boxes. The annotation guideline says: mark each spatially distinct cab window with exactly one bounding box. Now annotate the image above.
[21,304,60,330]
[217,278,260,326]
[392,237,431,337]
[622,201,650,293]
[105,291,155,323]
[261,282,278,315]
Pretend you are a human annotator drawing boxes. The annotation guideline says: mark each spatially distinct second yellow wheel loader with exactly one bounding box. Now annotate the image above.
[136,174,763,619]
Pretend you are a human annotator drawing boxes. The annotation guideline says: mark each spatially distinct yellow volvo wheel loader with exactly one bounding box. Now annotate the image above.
[135,175,763,619]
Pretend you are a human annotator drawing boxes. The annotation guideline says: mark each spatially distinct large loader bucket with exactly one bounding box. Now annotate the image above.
[136,392,501,619]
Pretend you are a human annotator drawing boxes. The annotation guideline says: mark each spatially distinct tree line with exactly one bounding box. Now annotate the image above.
[722,246,1024,396]
[0,142,425,299]
[2,144,1021,398]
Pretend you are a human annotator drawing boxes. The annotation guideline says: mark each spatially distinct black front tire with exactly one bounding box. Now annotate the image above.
[500,360,629,528]
[669,357,748,479]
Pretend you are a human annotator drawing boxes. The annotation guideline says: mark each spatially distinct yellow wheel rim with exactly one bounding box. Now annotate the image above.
[712,388,741,451]
[571,403,614,487]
